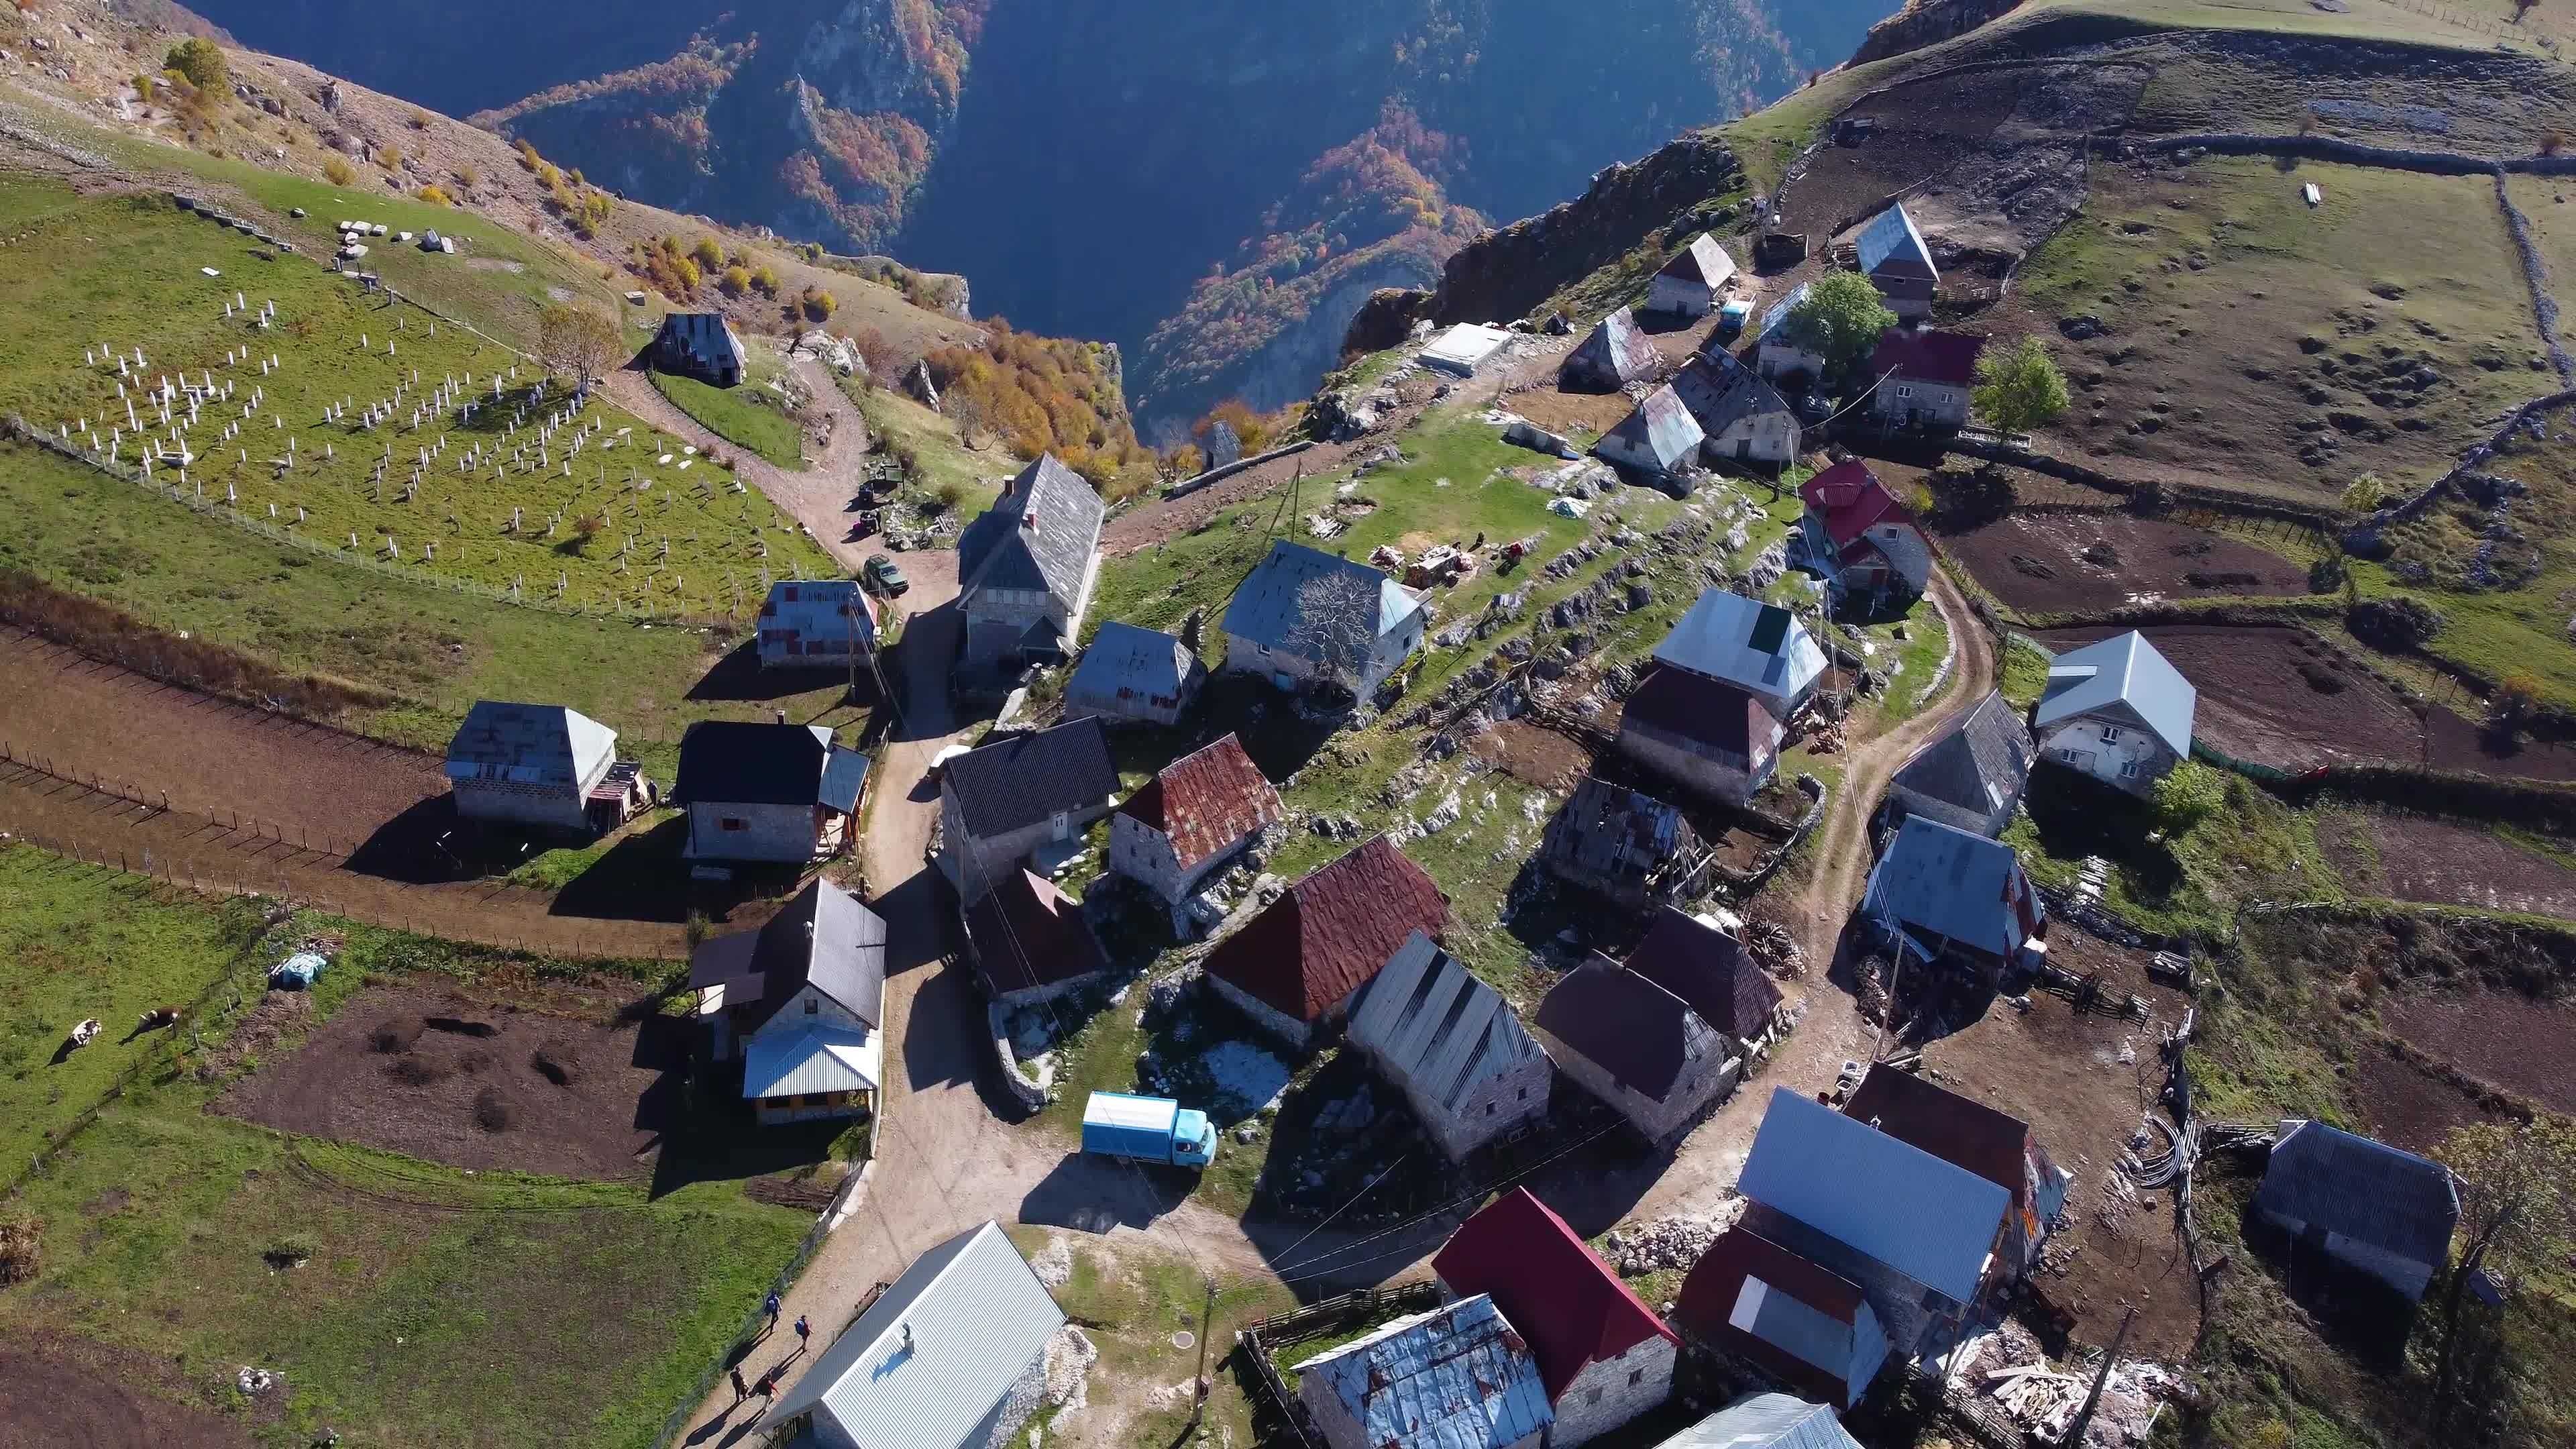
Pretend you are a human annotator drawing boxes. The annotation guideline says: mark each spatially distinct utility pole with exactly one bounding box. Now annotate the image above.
[2061,1305,2137,1449]
[1185,1277,1218,1432]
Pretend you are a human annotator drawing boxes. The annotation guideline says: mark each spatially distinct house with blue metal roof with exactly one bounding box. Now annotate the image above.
[1221,540,1426,698]
[769,1221,1071,1449]
[1854,204,1938,319]
[1065,621,1204,727]
[1736,1088,2015,1371]
[1860,816,2046,985]
[650,311,747,386]
[2031,631,2197,798]
[1295,1294,1554,1449]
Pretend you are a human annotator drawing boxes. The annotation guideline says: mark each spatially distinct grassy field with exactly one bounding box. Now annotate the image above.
[649,370,807,472]
[0,176,835,617]
[0,847,807,1448]
[2011,157,2543,503]
[853,384,1015,514]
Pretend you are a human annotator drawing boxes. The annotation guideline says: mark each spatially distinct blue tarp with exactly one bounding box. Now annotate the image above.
[268,951,329,990]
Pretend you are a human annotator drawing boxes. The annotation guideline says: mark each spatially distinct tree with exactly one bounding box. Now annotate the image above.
[1781,271,1896,374]
[2341,473,2390,513]
[1971,335,2073,434]
[535,303,623,388]
[164,38,226,92]
[2148,760,2225,835]
[1279,564,1385,696]
[2430,1120,2576,1435]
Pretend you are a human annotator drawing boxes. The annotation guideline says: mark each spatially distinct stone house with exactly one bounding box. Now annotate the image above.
[1883,689,2033,839]
[1536,956,1739,1149]
[960,867,1113,1010]
[1855,204,1939,321]
[1653,1395,1866,1449]
[2255,1119,2460,1303]
[938,716,1120,900]
[443,700,643,835]
[1064,621,1204,727]
[1752,284,1828,384]
[674,720,869,863]
[1865,327,1984,430]
[1735,1089,2017,1373]
[1622,907,1786,1061]
[651,311,746,386]
[1434,1188,1682,1448]
[1107,733,1281,906]
[756,579,879,670]
[957,453,1106,670]
[1653,589,1829,722]
[769,1221,1073,1449]
[2031,631,2197,797]
[1843,1065,2072,1281]
[1795,459,1933,608]
[1647,233,1739,318]
[1220,540,1426,699]
[1345,930,1550,1161]
[1673,1229,1892,1411]
[1671,357,1799,468]
[1295,1295,1553,1449]
[686,878,886,1124]
[1539,777,1712,910]
[1201,835,1448,1051]
[1614,664,1784,806]
[1862,816,2047,987]
[1562,307,1662,391]
[1595,384,1705,480]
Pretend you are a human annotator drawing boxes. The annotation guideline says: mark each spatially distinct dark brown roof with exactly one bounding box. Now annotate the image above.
[1116,734,1282,873]
[1534,956,1708,1099]
[1619,665,1781,754]
[964,868,1111,996]
[1841,1063,2032,1203]
[1203,835,1446,1024]
[1624,908,1782,1040]
[686,879,888,1034]
[1673,1226,1867,1407]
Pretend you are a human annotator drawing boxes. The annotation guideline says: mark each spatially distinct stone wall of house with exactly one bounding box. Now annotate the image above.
[967,1343,1057,1449]
[1546,1037,1739,1147]
[2036,718,2174,797]
[688,800,816,862]
[1205,971,1316,1052]
[1617,723,1770,806]
[1373,1044,1550,1163]
[1705,411,1798,467]
[452,777,589,833]
[945,788,1109,898]
[1877,378,1971,429]
[1646,274,1715,319]
[1108,812,1248,904]
[1549,1337,1678,1449]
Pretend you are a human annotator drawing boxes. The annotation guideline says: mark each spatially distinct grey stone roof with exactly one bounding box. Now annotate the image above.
[958,453,1106,607]
[944,716,1119,840]
[1221,540,1422,670]
[687,877,888,1032]
[1887,690,2033,836]
[1672,356,1792,437]
[2257,1120,2459,1276]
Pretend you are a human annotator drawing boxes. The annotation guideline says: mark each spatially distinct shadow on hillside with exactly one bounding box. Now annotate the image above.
[549,815,694,923]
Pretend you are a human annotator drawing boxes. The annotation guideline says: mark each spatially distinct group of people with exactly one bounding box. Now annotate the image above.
[729,1291,814,1415]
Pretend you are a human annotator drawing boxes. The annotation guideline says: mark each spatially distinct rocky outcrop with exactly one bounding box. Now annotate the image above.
[1345,287,1436,354]
[1849,0,2027,66]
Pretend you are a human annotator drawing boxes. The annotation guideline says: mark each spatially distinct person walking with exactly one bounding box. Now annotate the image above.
[794,1315,810,1352]
[764,1290,782,1330]
[730,1367,750,1405]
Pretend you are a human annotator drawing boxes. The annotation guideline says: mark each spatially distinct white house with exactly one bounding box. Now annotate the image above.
[938,716,1121,900]
[1296,1295,1553,1449]
[1652,589,1829,722]
[1220,540,1426,699]
[1865,327,1984,431]
[757,579,879,670]
[1595,384,1705,480]
[1433,1188,1682,1448]
[1752,283,1828,384]
[957,453,1106,671]
[1416,322,1517,378]
[1064,621,1205,727]
[1107,733,1281,906]
[1346,930,1550,1161]
[443,701,639,835]
[1615,665,1784,806]
[769,1222,1074,1449]
[1647,233,1739,318]
[686,877,887,1124]
[1670,358,1799,468]
[2031,631,2197,796]
[674,719,869,863]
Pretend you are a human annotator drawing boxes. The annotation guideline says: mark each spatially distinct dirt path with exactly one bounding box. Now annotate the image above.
[602,354,874,574]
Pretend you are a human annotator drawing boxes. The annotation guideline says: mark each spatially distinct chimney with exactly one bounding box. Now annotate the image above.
[902,1322,915,1352]
[1022,510,1038,529]
[775,708,788,725]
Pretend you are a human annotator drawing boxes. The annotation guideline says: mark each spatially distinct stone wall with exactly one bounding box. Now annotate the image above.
[1550,1338,1678,1449]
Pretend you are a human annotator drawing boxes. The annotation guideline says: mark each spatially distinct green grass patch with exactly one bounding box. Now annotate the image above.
[2004,765,2342,938]
[854,386,1011,515]
[650,370,806,471]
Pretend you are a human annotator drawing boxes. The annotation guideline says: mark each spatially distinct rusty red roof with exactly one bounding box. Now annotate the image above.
[1116,733,1282,874]
[964,867,1111,996]
[1624,908,1782,1040]
[1203,835,1446,1024]
[1619,665,1781,755]
[1432,1188,1678,1400]
[1841,1063,2033,1205]
[1867,327,1985,388]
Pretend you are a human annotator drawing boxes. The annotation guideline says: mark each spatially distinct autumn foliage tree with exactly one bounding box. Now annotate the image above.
[924,318,1151,491]
[536,303,623,388]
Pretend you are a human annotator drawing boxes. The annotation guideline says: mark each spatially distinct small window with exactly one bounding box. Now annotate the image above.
[2120,761,2141,779]
[1517,1087,1529,1101]
[804,998,819,1015]
[1628,1369,1645,1388]
[1586,1389,1603,1407]
[1487,1102,1496,1116]
[720,816,747,832]
[2100,725,2123,744]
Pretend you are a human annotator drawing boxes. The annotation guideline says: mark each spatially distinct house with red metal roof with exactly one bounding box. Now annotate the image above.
[1614,663,1785,806]
[1199,835,1447,1051]
[1108,734,1281,914]
[1672,1226,1892,1410]
[1864,327,1985,430]
[1796,460,1932,607]
[1433,1189,1682,1448]
[1534,956,1741,1148]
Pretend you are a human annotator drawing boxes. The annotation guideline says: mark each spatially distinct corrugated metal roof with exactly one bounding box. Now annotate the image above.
[819,747,872,814]
[1566,307,1661,386]
[743,1024,881,1097]
[1116,733,1281,873]
[957,453,1106,606]
[1348,931,1546,1112]
[1068,622,1200,710]
[963,868,1110,996]
[2032,631,2196,757]
[1856,204,1936,281]
[1671,357,1793,437]
[2257,1119,2459,1278]
[1758,282,1813,344]
[1861,816,2037,958]
[1867,327,1984,388]
[688,878,888,1032]
[1652,590,1826,706]
[1738,1089,2010,1306]
[1658,233,1739,290]
[444,702,618,790]
[1605,384,1706,470]
[1294,1295,1554,1449]
[1222,540,1424,670]
[1655,1394,1864,1449]
[761,580,878,649]
[1624,908,1779,1040]
[772,1222,1068,1449]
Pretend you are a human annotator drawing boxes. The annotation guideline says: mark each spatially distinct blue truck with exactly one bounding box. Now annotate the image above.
[1081,1091,1218,1168]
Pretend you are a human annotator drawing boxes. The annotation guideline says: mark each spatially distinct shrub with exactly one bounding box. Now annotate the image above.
[2149,761,2226,836]
[407,107,431,130]
[455,163,479,189]
[1970,335,2073,434]
[2341,473,2391,513]
[931,478,966,512]
[802,288,838,322]
[323,156,356,186]
[750,264,780,295]
[676,256,702,292]
[163,38,226,92]
[692,236,725,270]
[0,1218,38,1286]
[416,184,451,206]
[720,264,752,297]
[263,1233,317,1269]
[378,144,403,170]
[515,138,543,171]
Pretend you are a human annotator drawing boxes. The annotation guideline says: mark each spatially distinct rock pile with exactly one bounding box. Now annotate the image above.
[1601,1210,1738,1275]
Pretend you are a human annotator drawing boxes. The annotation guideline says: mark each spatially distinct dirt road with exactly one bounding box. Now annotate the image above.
[604,354,875,574]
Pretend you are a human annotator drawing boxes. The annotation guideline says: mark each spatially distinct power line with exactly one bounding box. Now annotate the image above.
[1269,1116,1630,1283]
